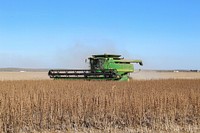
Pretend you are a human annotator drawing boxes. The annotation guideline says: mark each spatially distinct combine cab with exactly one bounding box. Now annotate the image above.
[48,54,143,81]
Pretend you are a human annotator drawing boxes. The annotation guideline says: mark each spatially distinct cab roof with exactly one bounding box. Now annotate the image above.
[92,54,121,58]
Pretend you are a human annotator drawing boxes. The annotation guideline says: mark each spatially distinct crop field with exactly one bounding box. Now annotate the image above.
[0,80,200,133]
[1,71,200,81]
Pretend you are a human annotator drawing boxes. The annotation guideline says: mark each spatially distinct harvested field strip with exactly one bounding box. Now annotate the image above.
[0,80,200,132]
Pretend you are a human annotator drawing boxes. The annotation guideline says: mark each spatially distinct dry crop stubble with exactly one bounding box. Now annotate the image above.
[0,80,199,132]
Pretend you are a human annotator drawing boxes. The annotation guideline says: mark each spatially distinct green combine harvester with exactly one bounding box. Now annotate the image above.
[48,54,143,81]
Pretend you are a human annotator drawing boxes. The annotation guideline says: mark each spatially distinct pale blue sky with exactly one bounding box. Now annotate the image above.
[0,0,199,69]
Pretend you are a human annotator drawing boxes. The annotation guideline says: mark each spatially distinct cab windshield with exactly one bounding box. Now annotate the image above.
[90,58,104,70]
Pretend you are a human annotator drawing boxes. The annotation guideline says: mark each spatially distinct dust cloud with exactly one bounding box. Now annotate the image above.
[54,43,131,69]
